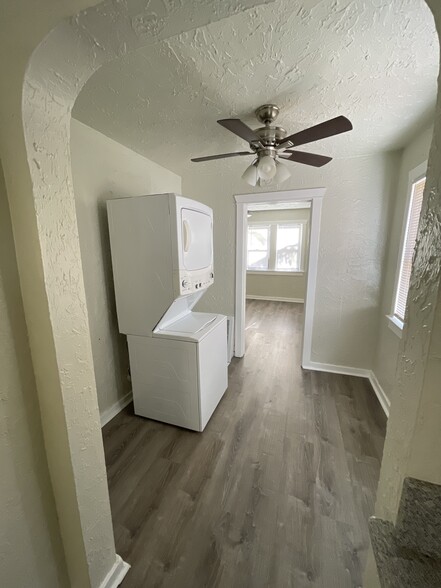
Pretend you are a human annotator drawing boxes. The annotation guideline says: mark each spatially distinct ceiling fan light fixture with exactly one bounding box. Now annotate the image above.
[257,155,277,180]
[242,162,258,186]
[274,160,291,184]
[193,105,352,185]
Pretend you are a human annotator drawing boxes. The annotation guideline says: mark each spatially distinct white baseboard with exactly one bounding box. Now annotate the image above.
[100,391,133,427]
[246,295,304,303]
[302,360,370,379]
[368,370,391,418]
[302,361,390,418]
[99,554,130,588]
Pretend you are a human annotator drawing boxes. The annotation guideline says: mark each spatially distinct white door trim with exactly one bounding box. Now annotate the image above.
[234,187,325,366]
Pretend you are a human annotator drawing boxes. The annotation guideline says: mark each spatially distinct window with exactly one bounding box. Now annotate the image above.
[276,224,302,271]
[247,225,270,270]
[247,221,305,272]
[389,167,426,335]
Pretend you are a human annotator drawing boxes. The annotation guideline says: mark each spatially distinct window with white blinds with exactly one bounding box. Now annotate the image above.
[246,222,304,272]
[393,176,426,322]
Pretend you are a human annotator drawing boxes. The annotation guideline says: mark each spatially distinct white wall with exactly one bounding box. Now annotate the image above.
[247,271,307,301]
[70,119,182,420]
[0,162,68,587]
[372,126,433,404]
[184,152,399,369]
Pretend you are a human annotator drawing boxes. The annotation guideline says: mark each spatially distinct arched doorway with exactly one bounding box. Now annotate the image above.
[0,0,439,585]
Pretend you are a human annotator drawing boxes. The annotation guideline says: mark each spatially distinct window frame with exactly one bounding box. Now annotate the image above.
[246,219,307,274]
[387,161,427,338]
[246,224,271,271]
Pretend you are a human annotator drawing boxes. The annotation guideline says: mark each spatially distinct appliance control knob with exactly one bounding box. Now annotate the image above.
[210,272,214,278]
[182,279,189,288]
[195,284,199,289]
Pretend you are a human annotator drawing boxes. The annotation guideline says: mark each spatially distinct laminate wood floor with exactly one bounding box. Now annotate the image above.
[102,300,386,587]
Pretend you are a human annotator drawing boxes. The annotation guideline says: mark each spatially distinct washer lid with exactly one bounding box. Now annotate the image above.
[153,313,227,343]
[158,312,217,334]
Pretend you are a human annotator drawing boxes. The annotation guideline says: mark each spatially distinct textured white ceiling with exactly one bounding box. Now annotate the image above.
[73,0,438,174]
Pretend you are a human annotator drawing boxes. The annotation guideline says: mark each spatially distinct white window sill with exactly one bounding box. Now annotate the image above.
[247,270,305,277]
[386,314,404,339]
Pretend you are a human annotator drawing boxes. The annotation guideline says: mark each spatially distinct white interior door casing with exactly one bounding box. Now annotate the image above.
[234,188,325,366]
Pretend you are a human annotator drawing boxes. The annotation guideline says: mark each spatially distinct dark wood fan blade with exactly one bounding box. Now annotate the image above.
[278,116,352,150]
[191,151,253,162]
[279,150,332,167]
[217,119,262,145]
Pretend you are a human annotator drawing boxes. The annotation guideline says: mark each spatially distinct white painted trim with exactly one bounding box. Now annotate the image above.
[302,360,371,378]
[301,197,322,368]
[99,554,130,588]
[368,370,391,418]
[386,313,404,339]
[246,295,304,303]
[100,391,133,427]
[234,188,324,362]
[235,201,248,357]
[235,187,326,204]
[248,201,311,211]
[302,361,390,418]
[247,270,305,277]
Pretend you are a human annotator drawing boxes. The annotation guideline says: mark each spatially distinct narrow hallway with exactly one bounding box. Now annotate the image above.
[103,300,386,587]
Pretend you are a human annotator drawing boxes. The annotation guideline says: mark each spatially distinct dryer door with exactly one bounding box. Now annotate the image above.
[181,208,213,271]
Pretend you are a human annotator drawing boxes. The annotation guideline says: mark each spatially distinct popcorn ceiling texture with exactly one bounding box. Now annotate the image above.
[73,0,438,175]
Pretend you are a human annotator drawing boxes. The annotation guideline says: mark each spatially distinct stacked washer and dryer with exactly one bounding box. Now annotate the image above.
[107,193,228,432]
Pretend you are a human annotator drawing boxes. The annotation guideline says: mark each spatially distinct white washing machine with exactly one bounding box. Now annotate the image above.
[107,193,228,431]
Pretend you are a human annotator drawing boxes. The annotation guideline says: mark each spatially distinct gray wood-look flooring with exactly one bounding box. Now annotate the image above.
[102,300,386,587]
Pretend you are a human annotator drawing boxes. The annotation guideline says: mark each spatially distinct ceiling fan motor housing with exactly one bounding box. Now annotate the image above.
[252,104,287,151]
[253,126,287,149]
[255,104,280,125]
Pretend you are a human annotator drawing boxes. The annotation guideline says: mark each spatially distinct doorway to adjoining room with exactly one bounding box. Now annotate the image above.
[234,189,323,365]
[245,201,311,363]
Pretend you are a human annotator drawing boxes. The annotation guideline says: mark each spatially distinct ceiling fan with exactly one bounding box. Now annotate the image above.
[191,104,353,186]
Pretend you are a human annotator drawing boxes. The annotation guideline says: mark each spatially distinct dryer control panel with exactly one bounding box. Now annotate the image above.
[177,268,214,295]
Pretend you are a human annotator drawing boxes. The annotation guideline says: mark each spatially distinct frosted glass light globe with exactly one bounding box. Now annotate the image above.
[242,163,258,186]
[257,155,277,180]
[274,161,291,184]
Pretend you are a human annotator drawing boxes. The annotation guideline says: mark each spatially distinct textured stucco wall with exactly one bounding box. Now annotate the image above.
[246,208,310,301]
[364,7,440,580]
[184,152,398,370]
[373,126,433,404]
[71,118,181,418]
[374,29,441,523]
[0,162,68,587]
